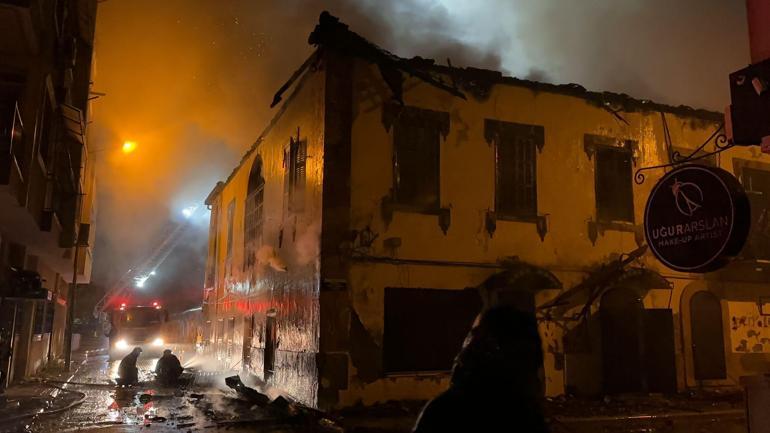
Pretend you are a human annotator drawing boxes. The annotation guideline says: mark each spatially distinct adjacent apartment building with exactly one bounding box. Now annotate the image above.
[203,13,770,408]
[0,0,97,386]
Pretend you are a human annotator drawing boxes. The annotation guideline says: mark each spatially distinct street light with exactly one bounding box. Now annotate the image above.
[182,206,197,219]
[121,141,137,154]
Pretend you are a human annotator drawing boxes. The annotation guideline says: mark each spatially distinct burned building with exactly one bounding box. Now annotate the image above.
[0,0,97,384]
[203,12,770,408]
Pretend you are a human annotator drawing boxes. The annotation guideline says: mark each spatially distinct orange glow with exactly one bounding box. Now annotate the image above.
[121,141,137,154]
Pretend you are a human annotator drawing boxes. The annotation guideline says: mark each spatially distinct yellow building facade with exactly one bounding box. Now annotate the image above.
[204,14,770,409]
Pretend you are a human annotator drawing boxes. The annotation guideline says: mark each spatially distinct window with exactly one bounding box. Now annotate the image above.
[741,167,770,259]
[391,106,449,211]
[589,135,634,223]
[227,317,236,343]
[486,120,543,219]
[285,136,306,213]
[216,318,225,342]
[264,310,277,379]
[204,202,219,288]
[119,308,163,327]
[244,157,265,269]
[1,79,25,178]
[225,199,235,276]
[32,301,53,335]
[383,287,481,373]
[38,92,55,165]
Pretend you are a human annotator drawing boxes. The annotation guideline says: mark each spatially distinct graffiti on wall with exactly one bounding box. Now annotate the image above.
[728,301,770,353]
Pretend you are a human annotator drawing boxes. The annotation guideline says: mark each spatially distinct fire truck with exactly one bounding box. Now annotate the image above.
[95,207,202,359]
[108,302,170,359]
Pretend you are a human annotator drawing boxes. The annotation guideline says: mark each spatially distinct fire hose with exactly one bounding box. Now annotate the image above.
[29,378,115,388]
[1,382,86,424]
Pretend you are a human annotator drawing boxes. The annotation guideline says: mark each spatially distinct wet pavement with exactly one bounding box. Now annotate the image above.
[0,343,341,433]
[0,339,750,433]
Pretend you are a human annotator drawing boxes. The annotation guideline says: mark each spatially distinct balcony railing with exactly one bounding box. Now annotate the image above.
[0,101,24,187]
[38,104,86,248]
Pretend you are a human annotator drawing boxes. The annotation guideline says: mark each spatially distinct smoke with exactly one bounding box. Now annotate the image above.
[504,0,749,109]
[256,246,288,273]
[91,0,748,309]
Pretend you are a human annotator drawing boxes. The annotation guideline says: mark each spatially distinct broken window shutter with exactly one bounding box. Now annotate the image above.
[393,118,440,209]
[617,150,634,221]
[293,140,307,211]
[595,149,612,221]
[244,182,265,268]
[596,147,633,222]
[497,133,516,215]
[495,123,538,218]
[283,144,291,213]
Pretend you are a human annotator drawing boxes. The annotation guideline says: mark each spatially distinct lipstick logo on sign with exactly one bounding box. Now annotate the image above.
[671,179,703,217]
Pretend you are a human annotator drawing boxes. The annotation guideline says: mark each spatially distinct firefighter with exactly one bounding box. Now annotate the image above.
[116,347,142,387]
[155,349,183,386]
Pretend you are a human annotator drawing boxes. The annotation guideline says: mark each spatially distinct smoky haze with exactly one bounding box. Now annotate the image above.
[90,0,748,311]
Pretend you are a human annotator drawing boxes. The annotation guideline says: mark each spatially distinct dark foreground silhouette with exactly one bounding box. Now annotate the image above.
[413,306,548,433]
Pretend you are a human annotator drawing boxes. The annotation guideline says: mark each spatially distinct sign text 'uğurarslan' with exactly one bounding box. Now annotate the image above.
[644,165,750,273]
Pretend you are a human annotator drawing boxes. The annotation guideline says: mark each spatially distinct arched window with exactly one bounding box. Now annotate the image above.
[244,156,265,269]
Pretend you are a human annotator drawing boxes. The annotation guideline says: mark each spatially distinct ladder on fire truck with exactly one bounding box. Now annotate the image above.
[92,208,200,320]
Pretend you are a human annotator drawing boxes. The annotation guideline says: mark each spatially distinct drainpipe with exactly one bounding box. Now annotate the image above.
[63,129,87,371]
[63,189,83,371]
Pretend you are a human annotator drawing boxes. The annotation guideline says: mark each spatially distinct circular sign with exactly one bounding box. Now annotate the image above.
[644,165,750,273]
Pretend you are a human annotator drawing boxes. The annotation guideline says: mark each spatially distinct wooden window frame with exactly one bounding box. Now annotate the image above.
[586,135,636,224]
[485,119,544,222]
[285,132,307,214]
[244,157,265,270]
[387,105,449,215]
[225,199,235,277]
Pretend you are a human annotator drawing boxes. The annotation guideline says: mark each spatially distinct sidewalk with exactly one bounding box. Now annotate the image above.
[547,391,746,433]
[334,391,748,433]
[0,334,104,432]
[0,381,86,429]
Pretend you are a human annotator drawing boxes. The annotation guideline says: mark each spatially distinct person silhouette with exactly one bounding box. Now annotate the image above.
[413,305,548,433]
[116,347,142,387]
[155,349,184,386]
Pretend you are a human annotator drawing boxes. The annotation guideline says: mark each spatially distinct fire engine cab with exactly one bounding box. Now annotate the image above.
[108,302,169,359]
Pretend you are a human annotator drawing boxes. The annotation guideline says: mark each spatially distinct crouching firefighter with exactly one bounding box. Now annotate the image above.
[155,349,184,386]
[117,347,142,387]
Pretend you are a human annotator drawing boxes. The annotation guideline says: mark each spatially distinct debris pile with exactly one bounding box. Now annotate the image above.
[204,374,344,432]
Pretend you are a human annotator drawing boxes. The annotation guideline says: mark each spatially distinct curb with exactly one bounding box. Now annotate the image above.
[555,408,745,423]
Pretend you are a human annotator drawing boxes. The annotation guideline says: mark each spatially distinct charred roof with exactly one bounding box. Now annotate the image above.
[212,11,724,197]
[308,11,723,122]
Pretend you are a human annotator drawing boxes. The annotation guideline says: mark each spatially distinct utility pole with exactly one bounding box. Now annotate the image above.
[63,191,84,371]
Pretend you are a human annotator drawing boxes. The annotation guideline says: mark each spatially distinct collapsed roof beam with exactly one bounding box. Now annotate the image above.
[307,11,466,104]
